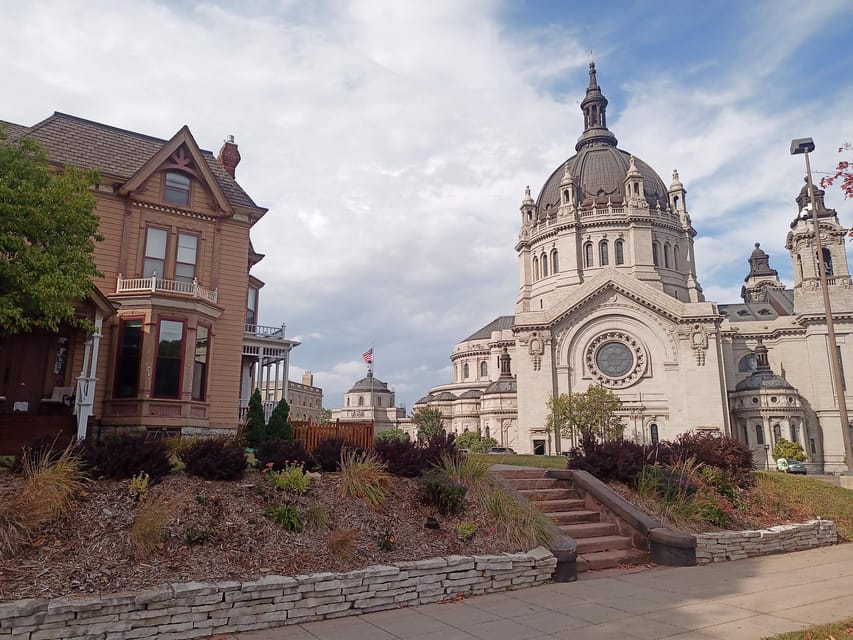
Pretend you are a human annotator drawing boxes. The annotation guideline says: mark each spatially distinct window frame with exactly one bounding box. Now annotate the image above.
[113,316,145,398]
[599,240,609,266]
[584,242,594,268]
[175,231,200,284]
[152,317,186,399]
[247,286,259,327]
[551,250,559,274]
[191,323,210,402]
[615,239,624,265]
[163,170,191,207]
[143,225,169,278]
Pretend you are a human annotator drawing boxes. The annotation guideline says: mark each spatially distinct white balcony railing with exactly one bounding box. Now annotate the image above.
[245,323,285,338]
[116,275,218,304]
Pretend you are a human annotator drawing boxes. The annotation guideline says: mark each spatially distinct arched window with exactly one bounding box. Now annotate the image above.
[649,423,659,445]
[480,361,487,378]
[599,240,609,265]
[652,242,660,267]
[463,363,469,379]
[773,424,781,443]
[796,254,803,280]
[584,242,594,268]
[634,183,640,196]
[822,247,834,276]
[755,424,764,445]
[663,244,671,268]
[673,245,680,270]
[615,240,624,265]
[673,195,680,211]
[790,423,799,443]
[532,256,539,281]
[358,396,364,406]
[346,397,350,407]
[551,250,559,274]
[541,253,549,277]
[562,189,570,204]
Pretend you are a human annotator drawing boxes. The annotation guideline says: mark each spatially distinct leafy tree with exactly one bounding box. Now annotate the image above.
[773,437,806,462]
[243,388,267,448]
[318,408,332,425]
[820,142,852,200]
[454,430,496,452]
[412,406,445,442]
[375,427,410,443]
[0,126,102,335]
[267,397,293,441]
[547,385,624,448]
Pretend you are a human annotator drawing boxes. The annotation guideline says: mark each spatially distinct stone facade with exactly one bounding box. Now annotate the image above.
[0,549,555,639]
[695,520,837,565]
[415,62,853,473]
[332,372,408,434]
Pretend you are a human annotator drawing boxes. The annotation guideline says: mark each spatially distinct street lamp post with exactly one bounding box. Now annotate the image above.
[791,137,853,474]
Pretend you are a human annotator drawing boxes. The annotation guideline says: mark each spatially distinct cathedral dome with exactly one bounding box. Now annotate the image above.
[535,62,669,213]
[346,372,391,394]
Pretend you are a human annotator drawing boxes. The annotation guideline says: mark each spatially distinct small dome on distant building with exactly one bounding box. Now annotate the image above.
[346,372,392,395]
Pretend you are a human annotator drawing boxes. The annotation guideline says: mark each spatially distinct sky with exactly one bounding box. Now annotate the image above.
[2,0,853,412]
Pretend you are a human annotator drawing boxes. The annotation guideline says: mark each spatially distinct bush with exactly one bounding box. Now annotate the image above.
[670,431,754,488]
[374,428,410,443]
[773,437,806,462]
[243,388,267,448]
[87,434,172,481]
[255,438,314,472]
[372,438,428,477]
[312,437,348,472]
[420,432,458,471]
[178,438,247,481]
[266,505,301,532]
[453,431,496,453]
[338,449,389,509]
[566,439,648,485]
[266,464,310,493]
[419,472,468,516]
[266,398,293,442]
[14,434,84,472]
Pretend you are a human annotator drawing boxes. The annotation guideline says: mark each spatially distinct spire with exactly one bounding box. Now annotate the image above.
[576,60,618,151]
[498,347,512,378]
[745,243,778,280]
[522,185,534,206]
[670,169,683,189]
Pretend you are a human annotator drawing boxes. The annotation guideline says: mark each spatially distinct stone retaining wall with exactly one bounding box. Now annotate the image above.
[695,520,837,565]
[0,548,556,639]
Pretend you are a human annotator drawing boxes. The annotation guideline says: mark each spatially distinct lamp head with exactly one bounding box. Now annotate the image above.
[791,137,815,155]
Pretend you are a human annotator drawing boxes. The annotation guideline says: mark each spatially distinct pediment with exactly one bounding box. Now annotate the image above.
[118,126,232,216]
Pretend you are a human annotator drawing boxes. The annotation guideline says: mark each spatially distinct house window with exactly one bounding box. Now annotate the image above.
[599,240,609,266]
[175,233,198,283]
[153,319,184,398]
[192,325,209,401]
[247,286,258,326]
[755,424,765,445]
[480,361,488,378]
[551,250,559,274]
[113,318,143,398]
[143,227,168,278]
[163,171,191,206]
[584,242,593,268]
[649,423,659,445]
[615,240,624,265]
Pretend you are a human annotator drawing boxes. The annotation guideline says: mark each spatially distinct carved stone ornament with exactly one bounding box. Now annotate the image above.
[528,332,545,372]
[689,323,708,366]
[584,331,647,388]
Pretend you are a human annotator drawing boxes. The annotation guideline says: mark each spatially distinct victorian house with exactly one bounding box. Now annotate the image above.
[0,113,296,448]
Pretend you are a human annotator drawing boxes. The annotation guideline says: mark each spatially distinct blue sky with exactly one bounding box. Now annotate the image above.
[2,0,852,411]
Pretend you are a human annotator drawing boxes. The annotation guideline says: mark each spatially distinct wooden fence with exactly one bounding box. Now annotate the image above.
[0,415,78,456]
[291,419,374,451]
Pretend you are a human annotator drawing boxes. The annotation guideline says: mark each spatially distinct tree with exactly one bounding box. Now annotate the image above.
[820,142,852,200]
[318,408,332,425]
[375,427,410,443]
[773,437,806,462]
[0,126,102,336]
[546,385,624,448]
[412,406,445,442]
[267,397,293,441]
[454,430,497,452]
[243,388,267,448]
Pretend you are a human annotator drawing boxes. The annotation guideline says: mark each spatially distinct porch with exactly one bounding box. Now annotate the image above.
[240,323,300,422]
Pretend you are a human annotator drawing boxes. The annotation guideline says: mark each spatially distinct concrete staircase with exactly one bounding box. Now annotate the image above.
[495,468,649,572]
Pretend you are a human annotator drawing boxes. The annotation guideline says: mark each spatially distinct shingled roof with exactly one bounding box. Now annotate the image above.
[10,112,260,211]
[462,315,515,342]
[0,120,29,139]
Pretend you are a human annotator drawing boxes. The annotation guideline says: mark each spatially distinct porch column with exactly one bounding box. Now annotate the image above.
[75,311,103,441]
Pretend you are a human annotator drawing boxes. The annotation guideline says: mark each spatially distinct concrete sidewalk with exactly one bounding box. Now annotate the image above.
[227,544,853,640]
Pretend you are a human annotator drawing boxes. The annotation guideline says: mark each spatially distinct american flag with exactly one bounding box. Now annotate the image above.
[362,348,374,364]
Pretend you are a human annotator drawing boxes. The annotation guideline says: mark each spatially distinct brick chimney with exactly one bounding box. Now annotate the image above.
[217,134,241,178]
[302,371,314,387]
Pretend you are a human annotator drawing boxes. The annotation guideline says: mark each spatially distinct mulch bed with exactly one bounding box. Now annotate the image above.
[0,470,518,601]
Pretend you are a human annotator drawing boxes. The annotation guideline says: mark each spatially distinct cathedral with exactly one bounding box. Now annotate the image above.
[415,62,853,473]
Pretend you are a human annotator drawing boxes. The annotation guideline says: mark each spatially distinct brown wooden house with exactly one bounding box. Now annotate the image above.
[0,114,297,451]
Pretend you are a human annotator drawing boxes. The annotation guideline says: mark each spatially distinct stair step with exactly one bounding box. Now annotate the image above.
[582,549,649,571]
[493,469,549,479]
[534,498,586,513]
[518,488,575,501]
[546,510,600,525]
[559,521,617,538]
[503,478,563,490]
[575,535,632,554]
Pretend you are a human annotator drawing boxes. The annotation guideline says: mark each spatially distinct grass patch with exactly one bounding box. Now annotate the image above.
[338,449,389,509]
[468,453,568,470]
[762,616,853,639]
[751,472,853,541]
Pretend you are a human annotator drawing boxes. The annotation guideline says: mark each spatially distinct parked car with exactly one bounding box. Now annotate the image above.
[785,460,807,475]
[488,447,516,455]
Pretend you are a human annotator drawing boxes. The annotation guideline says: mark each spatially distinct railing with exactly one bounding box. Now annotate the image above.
[116,275,218,304]
[244,323,286,339]
[802,276,852,289]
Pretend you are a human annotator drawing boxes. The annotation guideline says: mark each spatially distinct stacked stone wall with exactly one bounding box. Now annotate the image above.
[694,520,836,565]
[0,548,555,639]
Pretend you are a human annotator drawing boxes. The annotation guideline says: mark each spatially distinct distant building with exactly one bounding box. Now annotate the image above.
[331,372,407,434]
[260,372,323,422]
